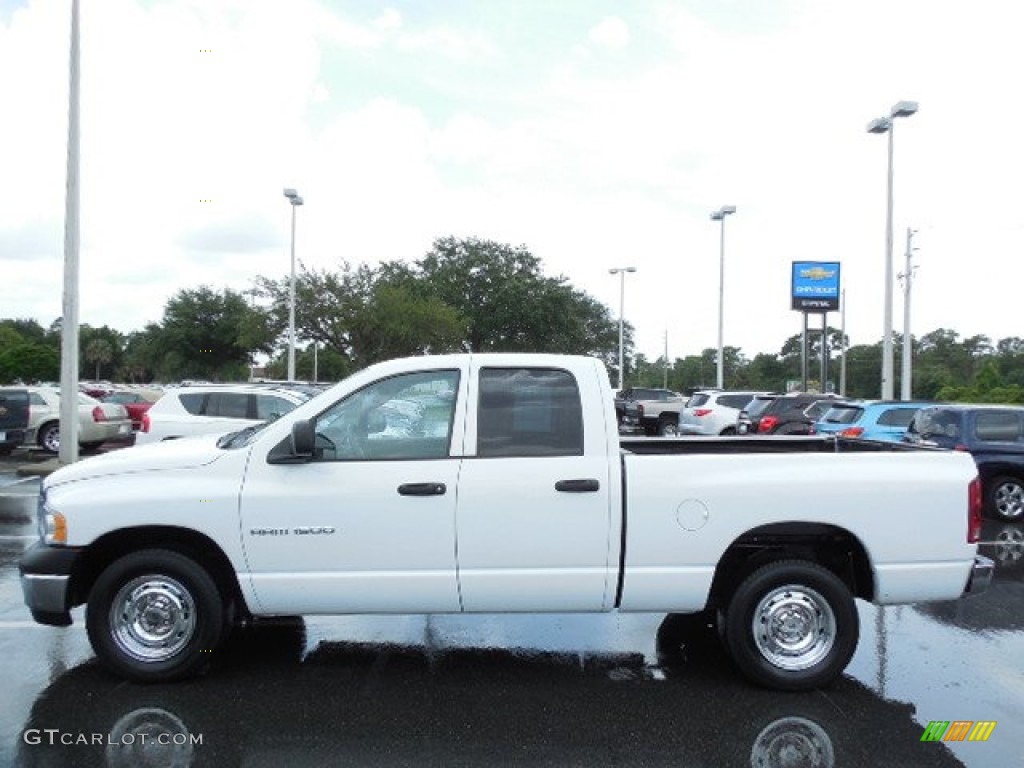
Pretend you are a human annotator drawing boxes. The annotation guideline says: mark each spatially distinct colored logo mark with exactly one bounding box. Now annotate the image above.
[920,720,996,743]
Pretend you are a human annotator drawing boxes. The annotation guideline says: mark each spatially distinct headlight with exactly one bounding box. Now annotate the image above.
[36,488,67,546]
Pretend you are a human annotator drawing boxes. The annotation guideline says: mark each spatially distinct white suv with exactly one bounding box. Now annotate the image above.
[135,385,316,445]
[678,391,767,436]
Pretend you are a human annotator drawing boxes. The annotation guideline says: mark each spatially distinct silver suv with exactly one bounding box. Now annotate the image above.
[679,391,767,436]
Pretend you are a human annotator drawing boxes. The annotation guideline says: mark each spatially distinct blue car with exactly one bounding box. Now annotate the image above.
[814,400,933,442]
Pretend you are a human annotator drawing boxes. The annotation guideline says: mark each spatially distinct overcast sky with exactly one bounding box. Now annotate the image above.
[2,0,1023,363]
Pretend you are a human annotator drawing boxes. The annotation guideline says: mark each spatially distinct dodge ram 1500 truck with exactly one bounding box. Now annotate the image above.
[20,354,993,690]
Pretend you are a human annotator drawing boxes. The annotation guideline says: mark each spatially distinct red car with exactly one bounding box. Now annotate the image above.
[101,390,159,431]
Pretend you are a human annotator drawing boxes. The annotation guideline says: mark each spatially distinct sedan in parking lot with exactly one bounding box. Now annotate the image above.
[25,386,133,453]
[100,389,160,431]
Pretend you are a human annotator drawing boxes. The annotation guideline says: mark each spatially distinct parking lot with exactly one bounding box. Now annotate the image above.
[1,447,1023,766]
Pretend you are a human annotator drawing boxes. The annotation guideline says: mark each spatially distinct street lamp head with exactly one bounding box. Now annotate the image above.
[291,196,304,206]
[625,266,637,273]
[711,205,736,220]
[867,117,891,134]
[890,100,919,119]
[609,267,637,275]
[283,188,298,199]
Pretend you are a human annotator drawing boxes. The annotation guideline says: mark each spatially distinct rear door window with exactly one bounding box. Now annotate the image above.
[477,368,583,457]
[205,392,250,419]
[687,393,710,408]
[973,410,1024,442]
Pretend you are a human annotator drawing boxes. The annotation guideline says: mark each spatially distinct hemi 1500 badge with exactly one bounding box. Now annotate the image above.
[250,527,336,536]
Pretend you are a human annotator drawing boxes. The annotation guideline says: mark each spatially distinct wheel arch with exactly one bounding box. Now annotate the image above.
[69,526,249,622]
[706,522,874,609]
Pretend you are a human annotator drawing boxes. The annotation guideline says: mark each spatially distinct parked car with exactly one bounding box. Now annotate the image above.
[736,394,780,435]
[614,387,680,425]
[814,400,931,442]
[677,390,766,436]
[620,389,689,436]
[101,390,160,431]
[756,393,842,435]
[904,404,1024,521]
[0,387,30,456]
[25,386,133,453]
[136,384,316,445]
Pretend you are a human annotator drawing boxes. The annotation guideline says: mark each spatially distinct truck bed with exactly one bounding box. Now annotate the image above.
[620,435,928,455]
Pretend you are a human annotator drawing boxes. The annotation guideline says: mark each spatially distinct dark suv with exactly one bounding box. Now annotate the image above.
[0,387,29,456]
[904,404,1024,521]
[755,393,841,435]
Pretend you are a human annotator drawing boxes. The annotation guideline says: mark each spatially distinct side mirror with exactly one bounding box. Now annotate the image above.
[291,419,315,457]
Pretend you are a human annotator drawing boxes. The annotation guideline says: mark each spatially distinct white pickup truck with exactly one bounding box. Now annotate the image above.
[20,354,992,690]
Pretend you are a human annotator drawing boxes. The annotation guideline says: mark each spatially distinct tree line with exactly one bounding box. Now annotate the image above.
[1,234,1021,402]
[0,237,623,385]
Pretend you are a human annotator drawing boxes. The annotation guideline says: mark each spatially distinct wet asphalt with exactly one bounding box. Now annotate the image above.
[1,449,1023,767]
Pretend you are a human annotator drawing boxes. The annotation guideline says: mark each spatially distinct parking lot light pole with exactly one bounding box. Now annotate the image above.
[867,100,918,400]
[710,205,736,390]
[283,188,303,382]
[609,267,637,390]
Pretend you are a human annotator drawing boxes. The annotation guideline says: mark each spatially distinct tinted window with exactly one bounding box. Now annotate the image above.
[256,394,294,421]
[877,407,920,428]
[104,392,139,404]
[29,392,47,406]
[178,393,205,415]
[822,405,863,424]
[745,397,775,418]
[687,393,711,407]
[477,368,583,458]
[206,393,250,419]
[974,411,1024,442]
[314,370,459,461]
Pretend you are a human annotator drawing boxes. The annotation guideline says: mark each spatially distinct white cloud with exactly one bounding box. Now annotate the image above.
[588,16,630,50]
[2,0,1023,366]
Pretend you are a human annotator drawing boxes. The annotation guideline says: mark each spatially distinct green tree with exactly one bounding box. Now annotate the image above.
[83,335,115,380]
[153,287,274,381]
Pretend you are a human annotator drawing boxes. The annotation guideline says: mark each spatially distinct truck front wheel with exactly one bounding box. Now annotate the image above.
[724,560,858,691]
[86,549,226,683]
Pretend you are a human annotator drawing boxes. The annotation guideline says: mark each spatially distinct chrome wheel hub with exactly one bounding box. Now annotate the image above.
[995,483,1024,519]
[110,575,196,663]
[752,585,835,671]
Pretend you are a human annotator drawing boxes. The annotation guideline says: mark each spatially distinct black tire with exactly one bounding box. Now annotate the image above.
[724,560,858,691]
[658,419,679,437]
[86,549,226,683]
[37,421,60,453]
[719,426,736,436]
[986,475,1024,521]
[0,445,13,457]
[80,441,104,453]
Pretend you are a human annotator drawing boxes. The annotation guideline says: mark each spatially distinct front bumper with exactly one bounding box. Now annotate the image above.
[19,542,85,626]
[963,555,995,597]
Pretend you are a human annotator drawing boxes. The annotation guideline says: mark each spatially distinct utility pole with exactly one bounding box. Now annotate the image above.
[663,330,668,388]
[899,228,918,400]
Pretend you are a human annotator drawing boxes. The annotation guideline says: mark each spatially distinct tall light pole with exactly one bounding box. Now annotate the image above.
[899,228,918,401]
[608,267,636,390]
[59,0,81,465]
[283,188,303,381]
[867,100,918,399]
[710,205,736,390]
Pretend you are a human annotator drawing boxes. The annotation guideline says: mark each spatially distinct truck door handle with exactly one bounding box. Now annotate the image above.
[555,479,600,493]
[398,483,447,496]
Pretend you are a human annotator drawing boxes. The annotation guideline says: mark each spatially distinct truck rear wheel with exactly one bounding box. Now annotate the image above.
[988,475,1024,521]
[86,549,225,683]
[724,560,857,691]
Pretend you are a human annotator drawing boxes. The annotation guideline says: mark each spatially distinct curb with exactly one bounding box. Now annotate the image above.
[15,460,62,478]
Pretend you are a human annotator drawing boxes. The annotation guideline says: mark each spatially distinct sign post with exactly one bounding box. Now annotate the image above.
[791,262,841,392]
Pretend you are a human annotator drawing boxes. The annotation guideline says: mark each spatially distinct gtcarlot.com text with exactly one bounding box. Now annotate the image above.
[23,729,203,747]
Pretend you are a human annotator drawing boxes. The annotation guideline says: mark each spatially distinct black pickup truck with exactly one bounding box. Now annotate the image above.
[904,404,1024,521]
[0,387,29,456]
